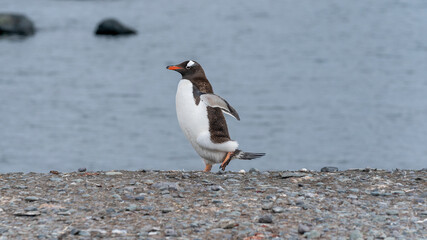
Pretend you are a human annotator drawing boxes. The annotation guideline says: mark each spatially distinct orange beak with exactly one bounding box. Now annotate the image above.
[167,65,182,70]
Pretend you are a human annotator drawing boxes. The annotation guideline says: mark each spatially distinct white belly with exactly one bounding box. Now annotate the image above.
[176,79,209,140]
[175,80,229,163]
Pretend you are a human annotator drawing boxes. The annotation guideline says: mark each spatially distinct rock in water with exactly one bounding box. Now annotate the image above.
[95,18,136,36]
[0,13,35,36]
[321,166,339,172]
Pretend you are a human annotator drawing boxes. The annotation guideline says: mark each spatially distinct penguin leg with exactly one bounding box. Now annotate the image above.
[204,163,212,172]
[220,152,233,171]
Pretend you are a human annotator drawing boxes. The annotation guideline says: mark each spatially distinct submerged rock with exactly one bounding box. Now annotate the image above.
[0,13,35,36]
[320,166,339,172]
[95,18,136,36]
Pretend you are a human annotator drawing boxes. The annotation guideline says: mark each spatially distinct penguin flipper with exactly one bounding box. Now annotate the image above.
[200,94,240,121]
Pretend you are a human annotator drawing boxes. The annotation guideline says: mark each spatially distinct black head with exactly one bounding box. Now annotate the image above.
[166,60,205,78]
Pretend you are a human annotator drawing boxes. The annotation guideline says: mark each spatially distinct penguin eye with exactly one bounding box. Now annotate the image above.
[186,60,195,69]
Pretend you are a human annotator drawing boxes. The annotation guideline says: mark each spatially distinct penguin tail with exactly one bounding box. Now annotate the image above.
[219,149,265,171]
[232,149,266,160]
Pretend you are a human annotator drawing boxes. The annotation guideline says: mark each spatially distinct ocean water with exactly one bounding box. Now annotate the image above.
[1,0,426,172]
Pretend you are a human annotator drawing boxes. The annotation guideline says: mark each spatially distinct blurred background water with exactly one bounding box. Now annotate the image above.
[0,0,426,173]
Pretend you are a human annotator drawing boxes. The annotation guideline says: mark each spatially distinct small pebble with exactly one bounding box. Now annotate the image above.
[220,220,237,229]
[280,172,305,178]
[370,191,380,196]
[49,177,62,182]
[258,215,273,224]
[298,223,310,234]
[349,229,363,240]
[106,171,123,176]
[78,230,90,236]
[164,229,178,237]
[161,208,173,213]
[112,229,127,235]
[262,204,272,210]
[57,211,71,216]
[14,211,41,216]
[112,194,122,200]
[24,206,38,211]
[24,196,39,202]
[272,207,284,213]
[135,196,145,201]
[70,229,80,235]
[249,168,259,173]
[348,194,358,199]
[386,210,399,216]
[304,230,321,239]
[126,204,138,211]
[212,199,223,204]
[210,185,223,191]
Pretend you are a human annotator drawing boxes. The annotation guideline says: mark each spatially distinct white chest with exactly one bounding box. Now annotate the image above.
[175,80,209,140]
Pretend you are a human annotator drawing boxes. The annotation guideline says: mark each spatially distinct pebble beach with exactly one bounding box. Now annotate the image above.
[0,169,425,239]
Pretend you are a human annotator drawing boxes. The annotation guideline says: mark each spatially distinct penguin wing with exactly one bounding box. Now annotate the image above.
[200,93,240,121]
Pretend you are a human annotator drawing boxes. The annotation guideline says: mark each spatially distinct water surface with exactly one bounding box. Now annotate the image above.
[1,0,426,172]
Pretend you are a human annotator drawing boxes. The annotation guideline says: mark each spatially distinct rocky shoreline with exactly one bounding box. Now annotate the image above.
[0,169,425,239]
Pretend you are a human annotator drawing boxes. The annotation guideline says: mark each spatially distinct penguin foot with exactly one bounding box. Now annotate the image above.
[220,152,233,171]
[204,164,212,172]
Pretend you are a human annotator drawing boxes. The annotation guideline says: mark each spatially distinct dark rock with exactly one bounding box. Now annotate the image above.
[212,199,223,204]
[0,13,35,36]
[164,229,178,237]
[78,168,86,172]
[280,172,305,178]
[298,223,310,234]
[386,210,399,216]
[258,215,273,224]
[14,210,41,216]
[161,208,173,213]
[321,167,338,172]
[210,185,223,191]
[370,191,380,196]
[135,196,145,200]
[95,18,136,36]
[70,228,80,235]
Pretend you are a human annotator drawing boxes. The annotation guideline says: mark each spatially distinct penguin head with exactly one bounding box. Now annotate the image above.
[166,60,204,78]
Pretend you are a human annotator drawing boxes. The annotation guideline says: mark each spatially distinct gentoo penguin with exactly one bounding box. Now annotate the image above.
[166,60,265,172]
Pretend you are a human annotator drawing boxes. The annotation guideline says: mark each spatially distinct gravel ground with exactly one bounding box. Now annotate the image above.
[0,168,425,239]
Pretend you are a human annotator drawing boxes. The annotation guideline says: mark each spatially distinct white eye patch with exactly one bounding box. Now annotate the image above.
[186,60,195,68]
